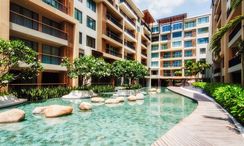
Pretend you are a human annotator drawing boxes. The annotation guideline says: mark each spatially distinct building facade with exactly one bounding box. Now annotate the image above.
[148,13,211,86]
[211,0,244,85]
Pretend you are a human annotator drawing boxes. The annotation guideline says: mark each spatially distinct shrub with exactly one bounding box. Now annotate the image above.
[192,82,244,124]
[122,83,142,90]
[89,85,114,93]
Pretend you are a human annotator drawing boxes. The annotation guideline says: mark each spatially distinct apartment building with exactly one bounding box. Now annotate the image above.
[0,0,81,89]
[211,0,244,84]
[148,13,211,86]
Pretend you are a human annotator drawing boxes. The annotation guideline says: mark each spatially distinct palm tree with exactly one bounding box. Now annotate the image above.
[210,0,244,86]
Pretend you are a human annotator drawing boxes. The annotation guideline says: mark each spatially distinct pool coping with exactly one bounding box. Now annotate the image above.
[152,86,244,146]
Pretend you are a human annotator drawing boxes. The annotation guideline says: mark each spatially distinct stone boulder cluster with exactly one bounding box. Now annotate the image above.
[0,90,154,123]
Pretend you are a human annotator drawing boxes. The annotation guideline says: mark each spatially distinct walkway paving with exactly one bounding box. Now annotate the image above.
[0,95,27,109]
[152,86,244,146]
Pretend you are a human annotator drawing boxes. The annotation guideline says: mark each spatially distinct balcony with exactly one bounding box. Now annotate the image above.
[124,41,135,50]
[125,55,134,60]
[106,30,123,44]
[229,56,241,68]
[125,29,135,38]
[10,11,67,40]
[42,0,68,14]
[41,53,62,65]
[214,68,221,74]
[229,22,241,42]
[141,21,151,32]
[142,51,147,57]
[142,41,148,47]
[119,0,137,19]
[121,11,136,27]
[106,13,123,29]
[106,47,122,58]
[145,34,151,41]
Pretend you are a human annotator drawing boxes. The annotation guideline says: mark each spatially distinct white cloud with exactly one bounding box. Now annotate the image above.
[134,0,185,18]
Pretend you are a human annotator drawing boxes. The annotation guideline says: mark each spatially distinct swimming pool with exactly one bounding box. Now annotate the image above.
[0,88,197,145]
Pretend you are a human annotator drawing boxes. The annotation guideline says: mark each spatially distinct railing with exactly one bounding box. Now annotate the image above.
[106,13,123,29]
[152,36,159,42]
[145,34,151,40]
[119,0,138,19]
[107,0,114,5]
[229,22,241,42]
[41,53,63,65]
[125,29,135,38]
[43,0,68,14]
[142,41,147,47]
[106,30,123,43]
[142,51,147,57]
[125,55,134,60]
[214,68,221,74]
[121,11,136,26]
[173,55,182,58]
[106,47,122,58]
[229,56,241,67]
[124,41,135,50]
[10,11,67,40]
[163,73,172,76]
[141,21,151,32]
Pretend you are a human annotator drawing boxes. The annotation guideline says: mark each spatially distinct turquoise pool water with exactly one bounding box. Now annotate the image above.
[0,88,197,145]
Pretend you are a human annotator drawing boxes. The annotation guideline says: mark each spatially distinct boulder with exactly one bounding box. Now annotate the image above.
[116,97,125,102]
[135,93,144,100]
[91,97,105,103]
[32,106,47,114]
[0,109,25,123]
[79,102,92,110]
[148,88,157,92]
[105,98,120,104]
[128,95,137,101]
[44,105,73,118]
[156,89,161,93]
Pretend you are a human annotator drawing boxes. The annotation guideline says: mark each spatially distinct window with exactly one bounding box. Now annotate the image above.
[87,0,96,12]
[163,52,171,58]
[172,22,182,30]
[163,61,170,67]
[151,53,159,58]
[172,41,182,47]
[74,8,82,23]
[161,44,167,50]
[152,26,159,33]
[197,38,209,44]
[79,32,82,44]
[87,16,96,30]
[200,48,206,54]
[164,70,171,76]
[173,51,182,58]
[198,16,209,24]
[172,60,182,67]
[151,61,159,67]
[161,35,168,41]
[185,50,193,57]
[184,40,193,48]
[162,24,171,32]
[42,17,66,39]
[172,32,182,38]
[42,45,61,65]
[185,31,193,37]
[198,27,209,34]
[151,44,159,51]
[152,35,159,42]
[86,35,96,48]
[184,21,196,28]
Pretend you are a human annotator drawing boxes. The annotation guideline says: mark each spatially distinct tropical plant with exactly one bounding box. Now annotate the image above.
[0,39,43,90]
[184,60,211,76]
[61,56,111,86]
[236,41,244,86]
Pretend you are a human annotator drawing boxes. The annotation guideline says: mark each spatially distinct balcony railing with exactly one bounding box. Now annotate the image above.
[125,29,135,38]
[106,13,122,29]
[43,0,68,14]
[10,11,67,40]
[106,30,123,44]
[142,51,147,57]
[145,34,151,40]
[163,73,172,77]
[125,55,134,60]
[124,41,135,50]
[229,22,241,42]
[121,11,136,26]
[214,68,221,74]
[120,0,138,19]
[106,47,122,58]
[142,41,147,47]
[229,56,241,68]
[141,21,151,32]
[41,53,63,65]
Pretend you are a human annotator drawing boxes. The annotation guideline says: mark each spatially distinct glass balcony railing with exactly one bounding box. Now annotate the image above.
[106,47,122,58]
[10,11,67,40]
[229,56,241,68]
[124,41,135,50]
[106,13,122,29]
[229,22,241,42]
[125,29,135,38]
[106,30,123,44]
[214,68,221,74]
[41,54,62,65]
[43,0,68,14]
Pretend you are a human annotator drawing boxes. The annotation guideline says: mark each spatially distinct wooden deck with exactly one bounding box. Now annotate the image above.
[152,87,244,146]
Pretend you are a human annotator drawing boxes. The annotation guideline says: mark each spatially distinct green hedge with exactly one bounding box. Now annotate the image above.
[192,82,244,124]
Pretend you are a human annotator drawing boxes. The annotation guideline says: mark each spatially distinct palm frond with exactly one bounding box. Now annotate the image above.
[231,0,243,10]
[210,15,244,56]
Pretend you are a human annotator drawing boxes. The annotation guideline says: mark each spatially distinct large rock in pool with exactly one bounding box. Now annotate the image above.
[79,102,92,110]
[0,109,25,123]
[116,97,125,102]
[128,95,137,101]
[44,105,73,118]
[148,88,157,92]
[105,98,120,104]
[91,97,105,103]
[32,106,48,114]
[135,93,144,100]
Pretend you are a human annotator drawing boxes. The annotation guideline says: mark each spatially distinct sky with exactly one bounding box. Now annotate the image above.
[134,0,212,19]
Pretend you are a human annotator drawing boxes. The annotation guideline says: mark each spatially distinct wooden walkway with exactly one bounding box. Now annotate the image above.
[152,87,244,146]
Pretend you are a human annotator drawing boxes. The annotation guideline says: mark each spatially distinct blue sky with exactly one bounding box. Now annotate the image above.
[134,0,211,19]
